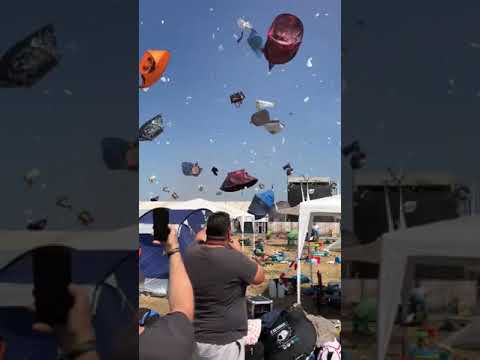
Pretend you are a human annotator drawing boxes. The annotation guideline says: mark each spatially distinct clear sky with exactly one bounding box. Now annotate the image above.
[139,0,341,202]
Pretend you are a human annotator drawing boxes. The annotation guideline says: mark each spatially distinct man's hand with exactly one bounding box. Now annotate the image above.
[33,284,95,354]
[165,224,179,253]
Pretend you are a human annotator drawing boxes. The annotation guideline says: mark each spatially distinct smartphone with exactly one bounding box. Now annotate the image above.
[153,207,170,242]
[32,246,74,326]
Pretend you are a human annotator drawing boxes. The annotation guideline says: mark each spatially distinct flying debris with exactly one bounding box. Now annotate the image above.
[182,162,202,176]
[139,114,164,141]
[342,141,366,169]
[148,175,157,183]
[216,191,222,196]
[308,189,315,195]
[230,91,246,107]
[403,201,417,214]
[306,57,313,68]
[250,109,271,126]
[211,167,219,176]
[282,163,294,176]
[56,195,72,210]
[171,192,179,200]
[101,138,134,170]
[350,152,366,169]
[162,186,170,193]
[258,183,265,190]
[0,24,60,88]
[139,50,170,90]
[255,100,275,111]
[198,185,205,192]
[27,218,47,231]
[220,169,258,192]
[264,14,304,70]
[248,190,275,220]
[78,210,94,226]
[150,196,159,201]
[263,120,284,134]
[24,168,40,187]
[247,29,264,57]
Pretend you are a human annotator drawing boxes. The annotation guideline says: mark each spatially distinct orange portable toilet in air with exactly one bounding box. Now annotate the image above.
[139,50,170,89]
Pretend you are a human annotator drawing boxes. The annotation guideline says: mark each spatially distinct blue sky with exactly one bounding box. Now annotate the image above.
[139,0,340,202]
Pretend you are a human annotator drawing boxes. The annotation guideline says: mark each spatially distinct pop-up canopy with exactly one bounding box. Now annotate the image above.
[296,195,341,304]
[374,215,480,360]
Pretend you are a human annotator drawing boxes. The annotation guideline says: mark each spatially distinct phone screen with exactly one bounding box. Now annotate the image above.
[32,246,74,326]
[153,207,170,242]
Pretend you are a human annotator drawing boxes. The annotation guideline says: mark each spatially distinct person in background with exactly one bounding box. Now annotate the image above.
[184,212,266,360]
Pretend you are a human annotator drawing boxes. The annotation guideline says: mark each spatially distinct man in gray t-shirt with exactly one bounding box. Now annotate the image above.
[184,212,265,360]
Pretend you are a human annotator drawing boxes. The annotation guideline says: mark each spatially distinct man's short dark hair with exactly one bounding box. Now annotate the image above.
[206,212,231,238]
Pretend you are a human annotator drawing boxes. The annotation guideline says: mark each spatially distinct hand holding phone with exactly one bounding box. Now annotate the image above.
[153,208,170,243]
[32,246,74,326]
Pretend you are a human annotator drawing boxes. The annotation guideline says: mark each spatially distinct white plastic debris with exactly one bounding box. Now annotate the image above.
[212,33,216,40]
[148,175,157,184]
[304,96,310,102]
[281,137,286,145]
[218,44,224,52]
[209,138,214,144]
[237,18,253,30]
[306,57,313,68]
[255,99,275,111]
[161,20,165,24]
[315,13,320,18]
[209,7,214,12]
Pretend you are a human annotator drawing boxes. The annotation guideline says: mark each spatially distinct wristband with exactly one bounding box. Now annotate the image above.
[167,247,180,257]
[64,339,97,360]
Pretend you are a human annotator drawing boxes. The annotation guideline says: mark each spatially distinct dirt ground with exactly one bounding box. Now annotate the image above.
[140,234,341,318]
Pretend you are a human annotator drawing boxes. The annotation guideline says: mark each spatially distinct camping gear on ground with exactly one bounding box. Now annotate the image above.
[264,14,304,71]
[247,296,273,319]
[304,313,338,347]
[353,298,376,335]
[261,307,316,360]
[244,319,263,345]
[139,114,164,141]
[287,229,298,245]
[245,342,265,360]
[318,338,341,360]
[220,169,258,192]
[268,280,278,298]
[248,190,275,220]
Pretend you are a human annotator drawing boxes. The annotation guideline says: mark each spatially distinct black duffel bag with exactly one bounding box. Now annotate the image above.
[261,307,316,360]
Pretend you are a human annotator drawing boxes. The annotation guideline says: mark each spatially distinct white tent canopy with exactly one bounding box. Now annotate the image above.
[296,195,341,304]
[376,215,480,360]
